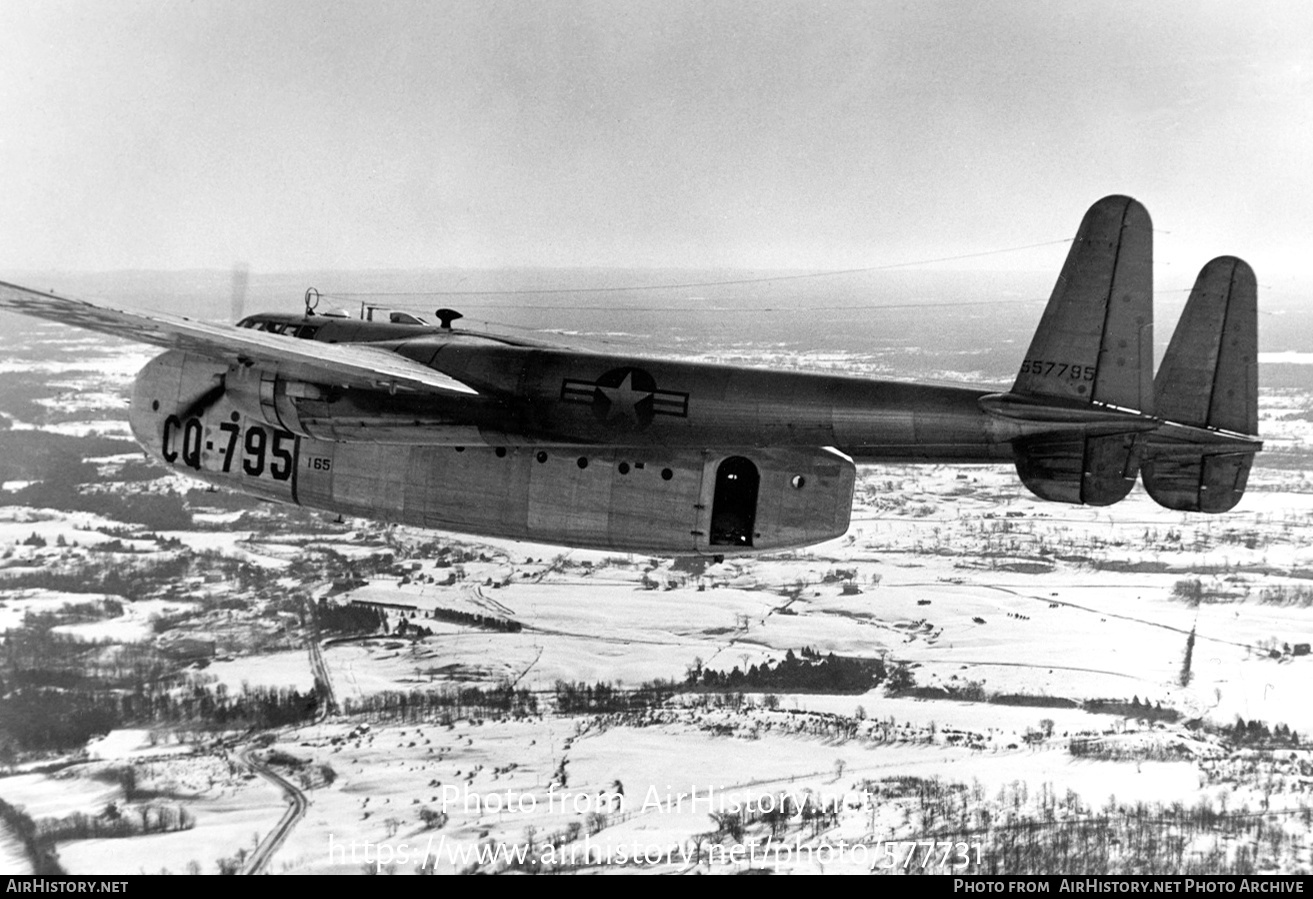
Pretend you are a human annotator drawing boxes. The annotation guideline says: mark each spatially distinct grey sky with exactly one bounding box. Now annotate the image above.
[2,1,1310,289]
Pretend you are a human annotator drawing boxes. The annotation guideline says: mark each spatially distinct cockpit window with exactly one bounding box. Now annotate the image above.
[389,311,427,325]
[236,317,319,336]
[238,313,325,334]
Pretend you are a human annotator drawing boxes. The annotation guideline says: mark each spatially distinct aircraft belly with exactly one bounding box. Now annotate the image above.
[609,458,702,551]
[527,450,610,543]
[293,444,850,554]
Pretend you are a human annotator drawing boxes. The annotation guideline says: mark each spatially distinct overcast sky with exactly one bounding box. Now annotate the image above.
[2,0,1310,292]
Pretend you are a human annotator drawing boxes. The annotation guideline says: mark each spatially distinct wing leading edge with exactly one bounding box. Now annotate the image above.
[0,280,478,397]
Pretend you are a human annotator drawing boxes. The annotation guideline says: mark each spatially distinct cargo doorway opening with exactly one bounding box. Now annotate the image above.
[710,456,759,547]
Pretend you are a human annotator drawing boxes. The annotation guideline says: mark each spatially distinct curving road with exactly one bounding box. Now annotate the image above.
[240,747,309,876]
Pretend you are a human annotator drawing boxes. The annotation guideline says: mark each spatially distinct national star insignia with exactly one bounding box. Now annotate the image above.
[596,371,653,422]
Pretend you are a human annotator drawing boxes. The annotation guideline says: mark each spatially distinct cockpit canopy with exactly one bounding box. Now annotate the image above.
[236,315,321,339]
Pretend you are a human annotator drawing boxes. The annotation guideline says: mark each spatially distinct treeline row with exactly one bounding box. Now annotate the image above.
[340,684,540,721]
[1219,716,1301,746]
[1170,579,1313,608]
[426,606,522,632]
[3,477,192,530]
[1084,698,1180,722]
[338,601,524,634]
[554,680,680,714]
[1257,584,1313,607]
[35,803,195,841]
[687,649,884,693]
[2,624,174,692]
[0,684,319,753]
[1169,578,1233,604]
[316,598,386,634]
[1068,741,1192,761]
[0,553,193,600]
[0,431,137,482]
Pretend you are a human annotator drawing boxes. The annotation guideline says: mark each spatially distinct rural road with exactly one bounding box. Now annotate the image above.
[240,747,309,876]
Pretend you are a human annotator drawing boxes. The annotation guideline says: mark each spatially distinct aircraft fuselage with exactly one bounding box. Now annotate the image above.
[126,318,1053,555]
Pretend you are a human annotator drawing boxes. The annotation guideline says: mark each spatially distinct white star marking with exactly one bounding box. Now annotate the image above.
[596,372,653,422]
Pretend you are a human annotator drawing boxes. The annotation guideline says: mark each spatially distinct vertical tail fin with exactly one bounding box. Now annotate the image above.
[1154,256,1258,435]
[1011,194,1154,413]
[999,195,1155,506]
[1142,257,1261,512]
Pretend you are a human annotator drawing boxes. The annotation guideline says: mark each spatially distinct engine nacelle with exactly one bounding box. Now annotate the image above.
[226,364,489,446]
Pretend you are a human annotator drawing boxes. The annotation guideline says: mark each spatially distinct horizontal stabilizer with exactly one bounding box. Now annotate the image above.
[1012,195,1154,414]
[1014,432,1140,506]
[1142,257,1260,513]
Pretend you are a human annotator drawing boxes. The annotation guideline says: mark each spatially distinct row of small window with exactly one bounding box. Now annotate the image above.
[237,319,320,340]
[453,446,674,480]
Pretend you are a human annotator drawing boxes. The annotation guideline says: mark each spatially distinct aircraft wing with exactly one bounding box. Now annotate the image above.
[0,280,479,396]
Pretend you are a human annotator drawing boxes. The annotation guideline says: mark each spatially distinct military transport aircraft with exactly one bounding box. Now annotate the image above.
[0,196,1260,556]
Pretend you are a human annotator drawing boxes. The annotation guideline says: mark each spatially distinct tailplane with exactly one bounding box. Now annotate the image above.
[1141,257,1261,512]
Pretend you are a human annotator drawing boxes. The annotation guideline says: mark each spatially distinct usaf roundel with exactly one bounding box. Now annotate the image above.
[560,366,689,430]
